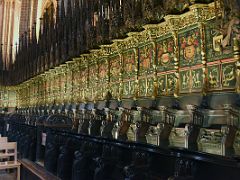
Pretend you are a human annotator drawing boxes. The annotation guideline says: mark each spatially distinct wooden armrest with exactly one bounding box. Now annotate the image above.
[19,159,59,180]
[0,161,21,169]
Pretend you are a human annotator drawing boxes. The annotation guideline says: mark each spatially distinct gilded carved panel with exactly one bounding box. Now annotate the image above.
[157,73,175,96]
[179,26,202,67]
[98,58,109,100]
[139,43,155,76]
[88,60,99,101]
[109,55,122,82]
[180,70,190,92]
[38,81,44,104]
[66,71,73,100]
[138,77,155,97]
[122,80,136,99]
[79,67,88,100]
[109,83,121,100]
[89,63,98,86]
[59,75,66,100]
[85,88,92,101]
[122,49,136,78]
[205,19,233,61]
[98,58,109,83]
[109,54,121,99]
[166,73,175,95]
[207,64,221,90]
[55,72,62,101]
[147,77,154,97]
[157,75,166,96]
[207,61,236,91]
[179,68,203,93]
[222,62,236,89]
[50,76,56,101]
[76,70,83,101]
[137,43,155,98]
[0,90,16,108]
[138,79,146,97]
[192,68,203,91]
[121,49,137,99]
[72,70,79,101]
[156,35,175,71]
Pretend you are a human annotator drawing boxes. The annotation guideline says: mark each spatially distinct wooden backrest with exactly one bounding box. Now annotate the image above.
[0,137,8,143]
[0,142,17,161]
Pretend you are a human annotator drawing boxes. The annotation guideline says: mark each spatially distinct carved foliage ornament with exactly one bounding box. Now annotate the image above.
[215,0,240,48]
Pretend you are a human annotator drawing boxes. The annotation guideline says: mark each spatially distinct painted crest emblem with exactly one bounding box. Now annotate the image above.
[161,53,170,64]
[184,45,195,60]
[157,39,174,66]
[180,30,199,62]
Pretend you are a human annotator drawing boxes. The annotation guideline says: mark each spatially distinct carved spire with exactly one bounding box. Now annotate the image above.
[66,0,73,56]
[55,0,61,64]
[23,31,28,80]
[61,0,66,62]
[61,0,65,19]
[14,43,18,81]
[32,22,37,76]
[0,43,3,70]
[74,0,80,54]
[49,2,55,67]
[9,44,13,71]
[39,18,43,56]
[79,0,84,52]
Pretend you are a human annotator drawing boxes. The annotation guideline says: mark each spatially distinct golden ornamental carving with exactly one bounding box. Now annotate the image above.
[4,1,233,108]
[234,38,240,93]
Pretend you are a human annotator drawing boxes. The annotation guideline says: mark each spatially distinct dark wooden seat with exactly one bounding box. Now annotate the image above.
[19,158,59,180]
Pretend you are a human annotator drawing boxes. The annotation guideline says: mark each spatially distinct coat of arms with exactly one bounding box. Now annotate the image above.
[157,39,174,66]
[181,31,199,62]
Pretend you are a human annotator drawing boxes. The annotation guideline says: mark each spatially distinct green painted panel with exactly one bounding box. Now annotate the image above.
[222,62,236,89]
[138,78,146,97]
[139,43,155,76]
[205,19,233,61]
[156,35,175,72]
[147,77,154,97]
[85,88,92,100]
[122,50,136,78]
[122,80,135,99]
[178,26,202,67]
[89,62,98,86]
[180,70,190,92]
[208,64,221,90]
[129,80,136,97]
[138,77,154,97]
[123,81,130,98]
[110,82,121,99]
[157,75,166,96]
[109,55,122,82]
[98,58,109,84]
[179,68,203,93]
[191,68,203,91]
[166,73,175,95]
